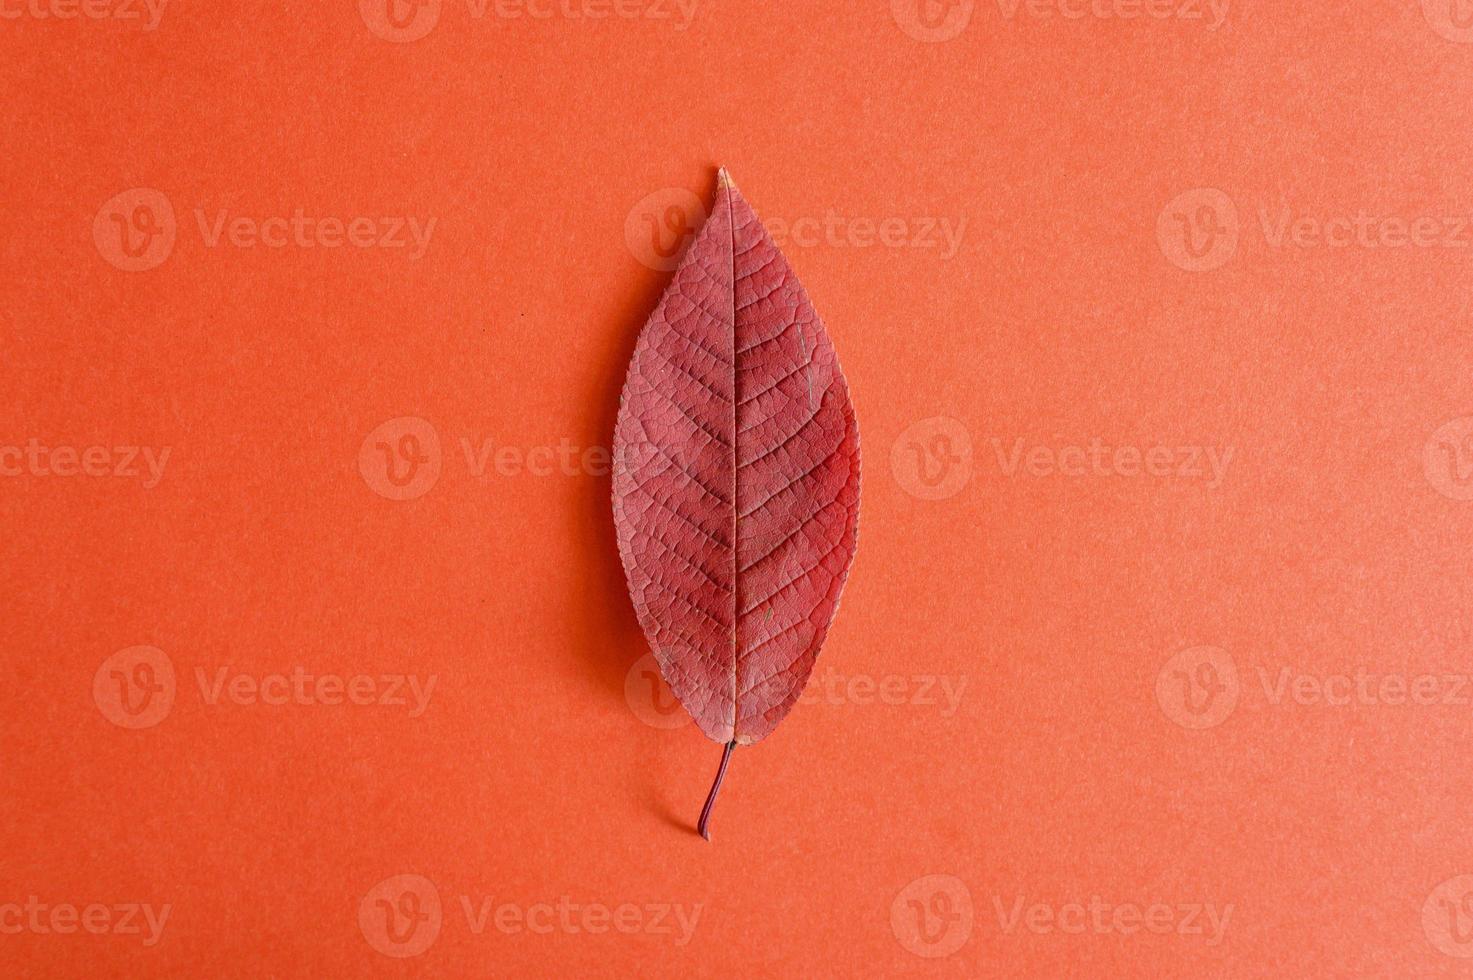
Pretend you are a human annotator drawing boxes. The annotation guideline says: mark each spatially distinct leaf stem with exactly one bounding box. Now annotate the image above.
[697,740,736,841]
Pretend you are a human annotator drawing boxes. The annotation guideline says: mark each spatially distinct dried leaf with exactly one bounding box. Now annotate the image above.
[612,169,861,838]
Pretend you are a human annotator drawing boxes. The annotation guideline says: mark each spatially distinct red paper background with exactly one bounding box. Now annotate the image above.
[5,1,1473,976]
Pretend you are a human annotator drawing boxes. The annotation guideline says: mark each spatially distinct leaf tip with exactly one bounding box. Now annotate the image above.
[717,166,737,191]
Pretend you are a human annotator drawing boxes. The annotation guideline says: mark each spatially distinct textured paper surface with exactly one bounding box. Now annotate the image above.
[4,2,1473,976]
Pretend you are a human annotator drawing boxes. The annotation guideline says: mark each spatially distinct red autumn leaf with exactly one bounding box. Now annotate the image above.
[612,169,861,838]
